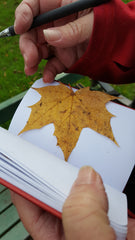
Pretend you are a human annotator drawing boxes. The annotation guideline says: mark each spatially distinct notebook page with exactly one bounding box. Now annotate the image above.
[9,79,135,192]
[0,127,127,239]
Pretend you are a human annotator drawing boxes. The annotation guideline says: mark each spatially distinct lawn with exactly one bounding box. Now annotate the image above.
[0,0,45,103]
[0,0,135,105]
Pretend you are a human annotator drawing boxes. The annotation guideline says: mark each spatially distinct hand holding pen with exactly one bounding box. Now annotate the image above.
[0,0,109,82]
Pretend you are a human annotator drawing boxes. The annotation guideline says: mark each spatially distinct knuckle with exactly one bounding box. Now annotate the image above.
[21,4,32,24]
[68,21,82,39]
[15,1,23,17]
[15,1,32,25]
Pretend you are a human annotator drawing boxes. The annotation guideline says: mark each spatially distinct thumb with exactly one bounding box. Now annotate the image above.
[62,167,116,240]
[43,12,94,48]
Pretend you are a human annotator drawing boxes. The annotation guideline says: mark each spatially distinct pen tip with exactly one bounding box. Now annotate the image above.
[0,28,10,38]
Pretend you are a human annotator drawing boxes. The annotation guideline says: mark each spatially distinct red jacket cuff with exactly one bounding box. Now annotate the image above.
[67,0,135,84]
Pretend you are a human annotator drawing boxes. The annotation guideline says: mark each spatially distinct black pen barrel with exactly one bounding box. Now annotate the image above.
[31,0,108,29]
[5,0,109,36]
[9,26,16,36]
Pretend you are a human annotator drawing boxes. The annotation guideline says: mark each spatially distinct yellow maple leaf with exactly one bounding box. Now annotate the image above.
[19,84,118,161]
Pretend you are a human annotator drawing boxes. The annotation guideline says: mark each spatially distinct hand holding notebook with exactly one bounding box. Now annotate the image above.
[1,79,135,239]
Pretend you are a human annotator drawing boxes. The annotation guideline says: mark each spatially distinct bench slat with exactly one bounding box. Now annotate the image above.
[0,205,19,236]
[0,184,6,193]
[0,91,27,124]
[0,189,11,213]
[1,221,29,240]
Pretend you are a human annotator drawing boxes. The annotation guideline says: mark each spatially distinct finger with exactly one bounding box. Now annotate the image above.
[24,64,38,76]
[14,0,40,34]
[62,166,116,240]
[10,191,43,235]
[10,191,62,240]
[14,0,64,34]
[43,57,66,83]
[43,11,94,48]
[19,30,41,70]
[19,29,55,76]
[127,218,135,239]
[39,0,79,14]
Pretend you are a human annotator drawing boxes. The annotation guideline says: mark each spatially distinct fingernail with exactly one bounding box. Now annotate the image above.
[77,166,99,185]
[70,166,104,195]
[76,166,103,187]
[43,29,61,42]
[70,167,98,194]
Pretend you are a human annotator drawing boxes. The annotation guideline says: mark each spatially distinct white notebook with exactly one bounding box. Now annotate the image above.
[1,78,135,239]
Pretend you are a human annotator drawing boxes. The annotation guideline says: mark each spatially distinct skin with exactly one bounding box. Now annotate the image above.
[12,1,135,239]
[11,167,116,240]
[11,167,135,240]
[14,0,94,82]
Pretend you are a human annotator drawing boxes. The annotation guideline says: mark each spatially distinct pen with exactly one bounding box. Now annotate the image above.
[0,0,109,38]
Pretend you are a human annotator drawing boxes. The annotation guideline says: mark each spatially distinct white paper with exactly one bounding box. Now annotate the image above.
[4,77,134,239]
[0,127,127,235]
[9,78,135,191]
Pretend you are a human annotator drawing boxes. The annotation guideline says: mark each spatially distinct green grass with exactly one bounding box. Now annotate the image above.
[0,0,135,105]
[0,0,45,103]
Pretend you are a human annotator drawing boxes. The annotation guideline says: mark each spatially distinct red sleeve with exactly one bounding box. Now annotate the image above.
[67,0,135,84]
